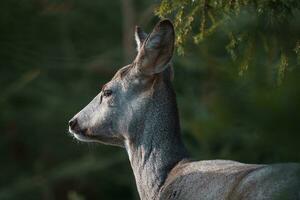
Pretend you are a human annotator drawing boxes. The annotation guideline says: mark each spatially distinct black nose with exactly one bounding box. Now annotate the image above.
[69,118,78,130]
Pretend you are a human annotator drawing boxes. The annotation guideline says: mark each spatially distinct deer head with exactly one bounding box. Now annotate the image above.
[68,20,175,148]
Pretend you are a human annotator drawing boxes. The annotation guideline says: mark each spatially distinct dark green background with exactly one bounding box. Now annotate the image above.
[1,1,300,199]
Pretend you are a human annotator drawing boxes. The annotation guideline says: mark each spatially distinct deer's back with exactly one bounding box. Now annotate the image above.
[159,160,300,200]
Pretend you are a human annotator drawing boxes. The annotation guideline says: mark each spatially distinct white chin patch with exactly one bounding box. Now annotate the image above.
[69,128,95,142]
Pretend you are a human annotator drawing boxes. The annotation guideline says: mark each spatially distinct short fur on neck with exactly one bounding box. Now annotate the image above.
[125,72,188,199]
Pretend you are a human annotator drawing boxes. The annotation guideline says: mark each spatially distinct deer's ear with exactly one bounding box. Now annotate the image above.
[135,26,148,51]
[135,20,175,75]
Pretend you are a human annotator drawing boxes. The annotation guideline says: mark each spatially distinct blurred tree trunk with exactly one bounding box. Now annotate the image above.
[121,0,135,63]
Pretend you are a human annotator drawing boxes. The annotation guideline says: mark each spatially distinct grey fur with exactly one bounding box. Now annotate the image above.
[69,20,300,200]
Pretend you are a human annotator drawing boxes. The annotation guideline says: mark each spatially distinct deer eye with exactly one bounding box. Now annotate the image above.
[103,90,112,97]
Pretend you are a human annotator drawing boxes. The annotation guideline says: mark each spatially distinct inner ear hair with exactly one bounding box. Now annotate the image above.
[135,19,175,76]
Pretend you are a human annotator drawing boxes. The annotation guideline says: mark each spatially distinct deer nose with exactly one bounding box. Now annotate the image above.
[69,118,78,130]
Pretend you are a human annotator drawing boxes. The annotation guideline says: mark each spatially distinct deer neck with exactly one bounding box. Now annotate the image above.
[125,81,189,200]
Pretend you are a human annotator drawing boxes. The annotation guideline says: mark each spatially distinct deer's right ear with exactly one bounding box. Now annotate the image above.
[135,20,175,76]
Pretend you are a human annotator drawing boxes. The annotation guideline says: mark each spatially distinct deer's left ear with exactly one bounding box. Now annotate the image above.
[135,20,175,76]
[135,26,148,51]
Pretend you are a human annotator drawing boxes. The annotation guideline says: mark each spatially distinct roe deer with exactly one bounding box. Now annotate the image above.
[68,20,300,200]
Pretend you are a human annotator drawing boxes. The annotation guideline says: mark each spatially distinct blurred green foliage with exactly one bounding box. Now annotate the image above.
[1,0,300,199]
[156,0,300,84]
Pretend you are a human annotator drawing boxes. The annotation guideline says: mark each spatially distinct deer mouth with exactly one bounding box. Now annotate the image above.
[69,127,124,147]
[73,133,96,142]
[69,127,96,142]
[69,127,111,143]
